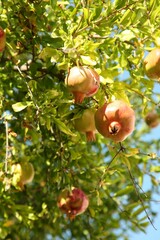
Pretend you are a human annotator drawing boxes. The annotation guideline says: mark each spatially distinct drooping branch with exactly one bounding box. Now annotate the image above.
[126,165,157,231]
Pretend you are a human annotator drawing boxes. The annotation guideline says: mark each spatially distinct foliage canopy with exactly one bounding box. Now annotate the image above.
[0,0,160,239]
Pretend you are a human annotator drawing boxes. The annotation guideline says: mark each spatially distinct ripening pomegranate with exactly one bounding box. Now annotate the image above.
[12,162,34,189]
[145,110,160,128]
[95,100,135,142]
[65,66,100,103]
[0,27,6,52]
[57,187,89,220]
[144,48,160,79]
[74,108,96,141]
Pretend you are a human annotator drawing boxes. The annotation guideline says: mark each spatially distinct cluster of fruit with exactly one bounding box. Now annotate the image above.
[65,65,135,143]
[57,49,160,219]
[57,66,136,219]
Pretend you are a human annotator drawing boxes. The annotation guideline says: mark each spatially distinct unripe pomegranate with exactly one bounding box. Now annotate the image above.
[57,187,89,220]
[12,162,34,189]
[65,66,100,103]
[145,110,160,128]
[95,100,135,142]
[74,108,96,141]
[0,27,6,52]
[144,48,160,79]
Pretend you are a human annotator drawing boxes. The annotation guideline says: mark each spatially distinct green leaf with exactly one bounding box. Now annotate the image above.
[119,53,128,68]
[100,75,114,84]
[50,37,64,48]
[96,190,103,206]
[125,148,140,157]
[131,8,146,24]
[39,47,61,61]
[53,117,76,136]
[118,30,136,42]
[81,55,97,66]
[12,102,32,112]
[150,166,160,172]
[89,207,95,218]
[83,8,89,21]
[125,202,142,211]
[132,206,148,218]
[119,9,131,25]
[114,186,133,197]
[150,5,160,23]
[122,156,131,171]
[113,0,125,9]
[140,221,149,228]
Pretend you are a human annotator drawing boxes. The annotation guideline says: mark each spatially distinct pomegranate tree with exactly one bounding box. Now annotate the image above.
[65,66,100,103]
[74,108,96,141]
[144,48,160,79]
[0,27,6,52]
[95,100,135,142]
[145,110,160,128]
[57,187,89,220]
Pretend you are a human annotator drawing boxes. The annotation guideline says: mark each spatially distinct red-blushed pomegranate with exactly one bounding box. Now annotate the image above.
[74,108,96,141]
[0,27,6,52]
[57,187,89,220]
[145,110,160,128]
[65,66,100,103]
[95,100,135,142]
[144,48,160,79]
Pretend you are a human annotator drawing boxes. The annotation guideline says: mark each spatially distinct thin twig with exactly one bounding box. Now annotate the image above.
[97,144,124,188]
[125,85,157,105]
[105,148,122,172]
[106,142,125,171]
[134,180,148,198]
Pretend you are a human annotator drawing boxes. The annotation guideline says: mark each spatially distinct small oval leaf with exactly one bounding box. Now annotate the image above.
[12,102,32,112]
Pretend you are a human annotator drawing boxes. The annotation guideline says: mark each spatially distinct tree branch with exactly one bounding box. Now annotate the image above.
[4,120,9,173]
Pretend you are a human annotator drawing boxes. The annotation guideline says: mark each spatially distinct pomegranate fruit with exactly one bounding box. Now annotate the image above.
[95,100,135,142]
[144,48,160,79]
[57,187,89,219]
[65,66,100,103]
[145,110,160,128]
[74,108,96,141]
[0,27,6,52]
[12,162,34,189]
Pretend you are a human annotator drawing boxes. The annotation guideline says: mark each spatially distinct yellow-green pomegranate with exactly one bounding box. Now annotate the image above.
[12,162,34,188]
[144,48,160,79]
[74,108,96,141]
